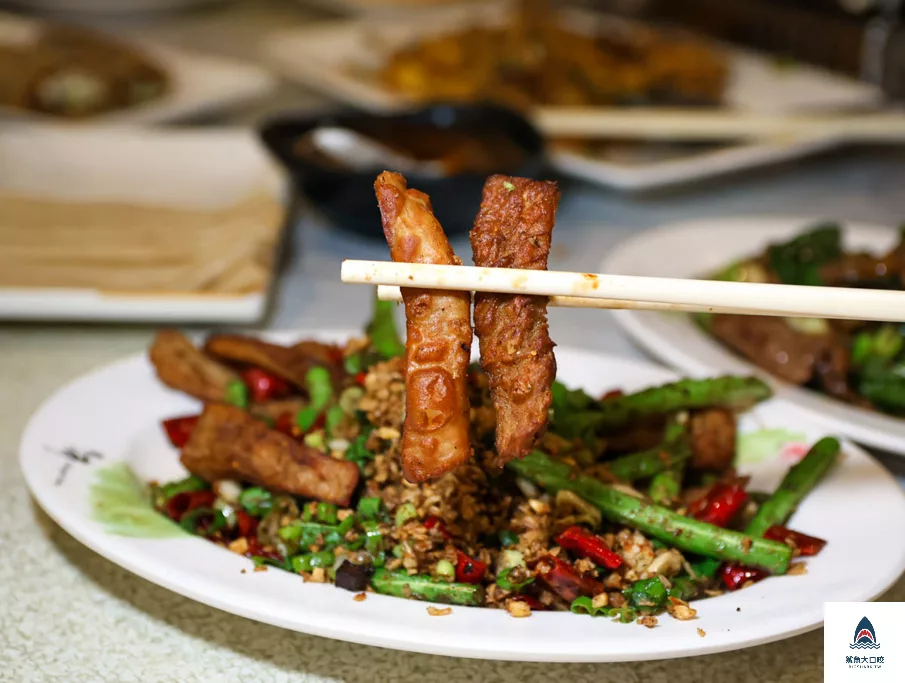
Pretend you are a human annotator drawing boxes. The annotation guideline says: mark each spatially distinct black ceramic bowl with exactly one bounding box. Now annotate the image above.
[258,104,547,238]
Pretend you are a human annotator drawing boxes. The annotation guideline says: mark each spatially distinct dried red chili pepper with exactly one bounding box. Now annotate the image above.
[455,550,487,584]
[166,490,216,522]
[688,481,749,528]
[720,562,767,591]
[763,525,827,557]
[423,515,452,540]
[554,526,623,570]
[236,510,259,538]
[355,372,367,387]
[244,537,285,564]
[535,555,602,603]
[162,415,199,449]
[601,389,623,401]
[241,368,291,403]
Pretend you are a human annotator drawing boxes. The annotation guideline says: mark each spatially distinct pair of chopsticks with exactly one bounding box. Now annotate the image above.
[533,108,905,143]
[340,260,905,322]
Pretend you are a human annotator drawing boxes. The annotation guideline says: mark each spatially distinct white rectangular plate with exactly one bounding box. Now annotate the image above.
[0,11,277,124]
[263,5,882,191]
[0,126,288,323]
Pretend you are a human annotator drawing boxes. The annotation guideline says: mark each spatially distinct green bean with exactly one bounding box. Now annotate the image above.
[370,569,484,606]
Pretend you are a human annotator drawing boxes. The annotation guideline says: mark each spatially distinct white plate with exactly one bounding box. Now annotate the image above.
[262,6,882,191]
[0,126,287,323]
[603,217,905,455]
[19,330,905,662]
[0,12,276,124]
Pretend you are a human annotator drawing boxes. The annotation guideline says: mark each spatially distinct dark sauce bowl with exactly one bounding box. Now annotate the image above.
[258,104,546,238]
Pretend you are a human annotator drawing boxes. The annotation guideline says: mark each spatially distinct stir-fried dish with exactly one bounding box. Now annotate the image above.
[0,22,168,118]
[149,174,839,625]
[374,3,728,110]
[700,223,905,416]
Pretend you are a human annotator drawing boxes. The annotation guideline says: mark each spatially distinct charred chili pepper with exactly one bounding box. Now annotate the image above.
[236,509,258,538]
[555,525,623,570]
[424,515,452,540]
[763,525,827,557]
[241,368,291,403]
[165,490,215,521]
[720,563,767,591]
[535,555,602,603]
[161,415,199,449]
[455,550,487,584]
[688,481,749,528]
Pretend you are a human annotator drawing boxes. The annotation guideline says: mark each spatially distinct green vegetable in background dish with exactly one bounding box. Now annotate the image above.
[367,297,405,360]
[766,223,841,286]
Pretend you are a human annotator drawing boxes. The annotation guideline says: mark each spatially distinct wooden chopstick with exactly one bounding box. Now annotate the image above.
[376,285,761,315]
[533,107,905,142]
[341,260,905,322]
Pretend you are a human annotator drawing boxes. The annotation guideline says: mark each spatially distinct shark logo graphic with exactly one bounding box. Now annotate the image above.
[850,616,881,650]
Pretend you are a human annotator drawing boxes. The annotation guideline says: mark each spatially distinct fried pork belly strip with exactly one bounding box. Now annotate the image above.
[182,403,359,506]
[470,175,559,465]
[149,329,238,402]
[375,171,473,483]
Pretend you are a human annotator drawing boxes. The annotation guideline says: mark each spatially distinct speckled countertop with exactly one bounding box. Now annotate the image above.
[4,2,905,681]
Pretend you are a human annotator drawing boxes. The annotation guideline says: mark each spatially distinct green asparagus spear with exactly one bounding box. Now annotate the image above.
[370,569,484,606]
[607,419,688,483]
[693,436,842,578]
[508,451,792,574]
[591,376,772,432]
[745,437,841,538]
[648,457,687,506]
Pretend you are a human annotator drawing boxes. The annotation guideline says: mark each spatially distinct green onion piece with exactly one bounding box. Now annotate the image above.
[325,405,345,436]
[290,550,335,573]
[357,496,383,520]
[336,514,356,535]
[344,354,362,375]
[304,432,325,450]
[395,502,418,527]
[301,503,315,523]
[345,433,375,472]
[296,407,318,432]
[366,298,405,359]
[435,559,455,581]
[317,502,338,525]
[225,379,248,409]
[498,549,525,570]
[498,530,519,547]
[392,544,405,558]
[307,366,333,411]
[624,576,668,610]
[362,520,384,564]
[179,508,225,536]
[496,567,534,592]
[570,596,608,617]
[238,487,273,517]
[159,474,207,501]
[339,387,365,415]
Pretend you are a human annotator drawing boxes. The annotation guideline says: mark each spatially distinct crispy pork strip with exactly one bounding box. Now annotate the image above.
[375,171,473,483]
[181,403,359,506]
[470,175,559,465]
[203,335,341,390]
[149,329,238,403]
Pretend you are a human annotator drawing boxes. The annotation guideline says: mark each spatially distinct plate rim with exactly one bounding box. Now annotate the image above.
[19,332,905,661]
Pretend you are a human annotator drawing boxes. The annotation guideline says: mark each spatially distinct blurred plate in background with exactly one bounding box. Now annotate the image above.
[0,11,276,123]
[264,4,882,191]
[0,126,288,323]
[603,217,905,455]
[4,0,231,16]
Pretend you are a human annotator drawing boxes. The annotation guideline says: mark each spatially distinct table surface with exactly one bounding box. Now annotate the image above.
[4,2,905,681]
